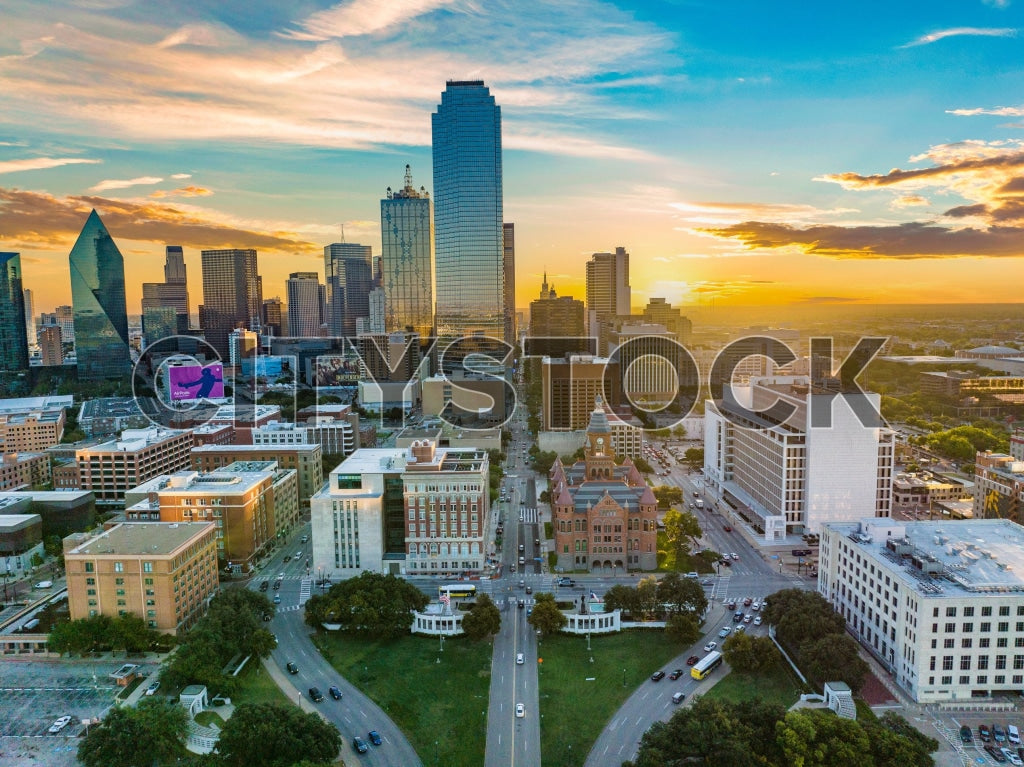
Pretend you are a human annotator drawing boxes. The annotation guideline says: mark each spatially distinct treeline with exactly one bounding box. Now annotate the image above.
[304,571,428,639]
[48,613,175,656]
[603,574,707,644]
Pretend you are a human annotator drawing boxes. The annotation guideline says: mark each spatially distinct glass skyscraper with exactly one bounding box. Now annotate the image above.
[199,248,262,360]
[432,80,504,344]
[69,210,131,380]
[381,164,433,338]
[0,252,29,376]
[324,243,373,336]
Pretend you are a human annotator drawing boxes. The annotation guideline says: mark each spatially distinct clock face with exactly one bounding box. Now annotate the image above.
[596,437,604,448]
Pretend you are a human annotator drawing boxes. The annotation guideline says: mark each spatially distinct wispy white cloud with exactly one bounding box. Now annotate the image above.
[170,173,192,180]
[983,0,1011,8]
[900,27,1016,47]
[0,156,101,174]
[89,176,163,192]
[947,104,1024,117]
[283,0,459,41]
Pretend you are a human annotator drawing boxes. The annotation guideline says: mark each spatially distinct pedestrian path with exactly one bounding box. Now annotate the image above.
[520,507,539,524]
[298,578,312,605]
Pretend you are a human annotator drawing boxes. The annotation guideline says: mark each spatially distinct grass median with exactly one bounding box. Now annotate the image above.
[313,631,491,767]
[537,629,686,767]
[701,661,805,708]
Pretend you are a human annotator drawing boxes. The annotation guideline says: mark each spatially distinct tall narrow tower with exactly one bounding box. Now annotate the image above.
[432,80,504,344]
[381,164,433,337]
[69,211,130,380]
[286,272,325,337]
[0,253,29,375]
[323,243,373,336]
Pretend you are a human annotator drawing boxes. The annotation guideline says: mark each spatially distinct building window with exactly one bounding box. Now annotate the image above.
[114,562,123,573]
[143,562,153,573]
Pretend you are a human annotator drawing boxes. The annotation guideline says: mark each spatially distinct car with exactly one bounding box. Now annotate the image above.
[48,715,73,734]
[286,661,298,674]
[534,538,540,546]
[743,614,753,624]
[525,586,532,594]
[283,555,291,562]
[519,579,526,588]
[997,724,1008,743]
[718,627,732,638]
[959,725,973,743]
[685,655,700,666]
[735,625,746,634]
[329,685,342,700]
[510,564,516,572]
[1011,725,1022,745]
[258,580,269,591]
[1003,748,1023,766]
[273,595,282,604]
[295,551,303,560]
[145,681,161,696]
[981,724,993,742]
[516,653,524,665]
[743,597,752,607]
[368,730,382,746]
[984,744,1007,763]
[672,691,687,704]
[701,579,712,586]
[726,599,737,609]
[263,612,272,621]
[650,670,666,681]
[309,687,324,702]
[353,737,369,754]
[754,616,763,626]
[517,599,525,608]
[300,535,308,543]
[720,559,731,567]
[515,703,525,718]
[703,641,717,653]
[668,669,684,680]
[730,553,739,561]
[273,580,281,590]
[723,525,732,532]
[751,601,761,611]
[33,580,53,590]
[519,544,525,552]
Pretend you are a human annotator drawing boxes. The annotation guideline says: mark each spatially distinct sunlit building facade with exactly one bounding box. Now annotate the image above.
[381,165,434,337]
[0,252,29,376]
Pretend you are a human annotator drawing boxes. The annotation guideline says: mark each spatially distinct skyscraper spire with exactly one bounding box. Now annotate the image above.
[404,163,414,192]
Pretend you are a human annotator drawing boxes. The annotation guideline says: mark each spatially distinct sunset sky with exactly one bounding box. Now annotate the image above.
[2,0,1024,313]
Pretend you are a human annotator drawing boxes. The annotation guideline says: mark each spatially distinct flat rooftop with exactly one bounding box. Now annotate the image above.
[0,396,73,413]
[332,448,406,475]
[0,513,40,530]
[832,518,1024,596]
[66,521,214,556]
[192,442,320,453]
[84,428,187,452]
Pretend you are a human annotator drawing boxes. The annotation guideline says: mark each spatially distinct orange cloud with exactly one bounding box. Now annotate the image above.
[0,187,318,252]
[149,186,214,199]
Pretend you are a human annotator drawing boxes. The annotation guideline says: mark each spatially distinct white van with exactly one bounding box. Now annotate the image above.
[33,580,53,590]
[1009,724,1020,745]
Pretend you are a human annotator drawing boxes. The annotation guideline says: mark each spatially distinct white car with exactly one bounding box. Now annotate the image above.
[730,553,739,561]
[145,681,161,696]
[516,653,524,665]
[754,616,763,626]
[703,641,717,653]
[48,715,73,734]
[1003,748,1023,766]
[515,703,525,718]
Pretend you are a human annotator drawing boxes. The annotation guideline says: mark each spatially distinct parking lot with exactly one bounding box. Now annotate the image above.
[0,658,158,767]
[923,710,1024,767]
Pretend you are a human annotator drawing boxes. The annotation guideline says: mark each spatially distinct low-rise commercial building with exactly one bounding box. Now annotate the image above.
[191,443,322,508]
[252,412,358,457]
[820,517,1024,703]
[0,509,44,573]
[0,452,51,491]
[0,402,66,452]
[893,472,973,513]
[974,451,1024,521]
[0,490,96,538]
[64,521,218,632]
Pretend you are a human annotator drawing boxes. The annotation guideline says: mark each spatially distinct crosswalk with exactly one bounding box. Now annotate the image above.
[298,577,312,605]
[519,508,539,524]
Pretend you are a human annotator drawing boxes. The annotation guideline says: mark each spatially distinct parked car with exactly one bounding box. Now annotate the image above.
[671,691,686,704]
[685,655,700,666]
[368,730,382,746]
[668,669,684,680]
[329,686,342,700]
[353,737,369,754]
[308,687,324,703]
[1002,748,1023,766]
[959,725,973,743]
[286,662,298,674]
[754,616,763,626]
[1010,724,1021,745]
[984,744,1007,763]
[48,716,72,734]
[996,724,1008,743]
[144,681,160,696]
[650,670,666,682]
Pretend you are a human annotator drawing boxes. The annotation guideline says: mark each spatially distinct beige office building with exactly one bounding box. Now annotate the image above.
[64,521,218,633]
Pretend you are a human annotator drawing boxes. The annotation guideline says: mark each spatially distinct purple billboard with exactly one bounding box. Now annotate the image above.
[168,363,225,401]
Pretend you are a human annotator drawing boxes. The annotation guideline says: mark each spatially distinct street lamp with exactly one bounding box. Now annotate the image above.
[622,667,626,687]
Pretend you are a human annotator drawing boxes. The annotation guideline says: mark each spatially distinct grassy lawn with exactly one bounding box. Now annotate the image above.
[194,710,225,728]
[231,660,299,709]
[313,631,491,767]
[538,630,687,767]
[702,661,806,709]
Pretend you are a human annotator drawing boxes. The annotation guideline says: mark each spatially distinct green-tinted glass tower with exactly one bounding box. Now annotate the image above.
[0,252,29,375]
[69,210,131,380]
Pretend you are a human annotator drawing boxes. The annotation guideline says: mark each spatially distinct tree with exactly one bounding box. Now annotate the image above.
[528,592,566,635]
[601,584,636,615]
[799,633,869,694]
[633,456,655,474]
[215,702,341,767]
[627,697,752,767]
[664,612,700,645]
[662,510,703,563]
[461,593,501,639]
[684,447,704,469]
[722,631,780,673]
[531,450,558,475]
[633,576,661,618]
[652,484,683,509]
[865,712,937,767]
[78,697,188,767]
[303,571,428,639]
[656,572,707,616]
[762,588,846,657]
[776,708,872,767]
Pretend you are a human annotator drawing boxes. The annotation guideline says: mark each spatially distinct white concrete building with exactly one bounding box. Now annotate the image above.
[820,517,1024,704]
[252,415,357,457]
[704,376,893,539]
[310,440,490,581]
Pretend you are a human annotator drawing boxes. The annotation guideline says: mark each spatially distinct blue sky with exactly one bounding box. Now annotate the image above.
[1,0,1023,311]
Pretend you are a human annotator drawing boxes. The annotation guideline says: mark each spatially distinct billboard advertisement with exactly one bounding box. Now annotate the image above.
[168,363,225,401]
[313,355,359,386]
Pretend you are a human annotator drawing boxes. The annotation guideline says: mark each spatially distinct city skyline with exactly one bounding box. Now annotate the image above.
[1,0,1023,311]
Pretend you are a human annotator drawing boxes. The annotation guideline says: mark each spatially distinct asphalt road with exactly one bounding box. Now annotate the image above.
[254,527,423,767]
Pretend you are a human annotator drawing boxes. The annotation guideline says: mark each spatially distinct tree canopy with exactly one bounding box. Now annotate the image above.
[214,703,341,767]
[721,631,781,673]
[78,697,189,767]
[461,593,501,639]
[48,613,174,656]
[652,484,683,509]
[662,509,703,561]
[528,592,567,635]
[303,571,428,639]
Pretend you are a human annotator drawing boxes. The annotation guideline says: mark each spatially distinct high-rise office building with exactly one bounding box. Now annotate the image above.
[324,243,372,336]
[432,80,504,343]
[503,222,516,346]
[286,272,324,337]
[367,287,386,335]
[641,297,692,345]
[39,325,62,366]
[199,249,262,360]
[585,247,631,353]
[381,165,433,337]
[69,211,131,381]
[530,273,585,342]
[261,297,283,336]
[141,246,191,345]
[0,253,29,376]
[164,245,187,284]
[55,305,74,344]
[22,288,35,351]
